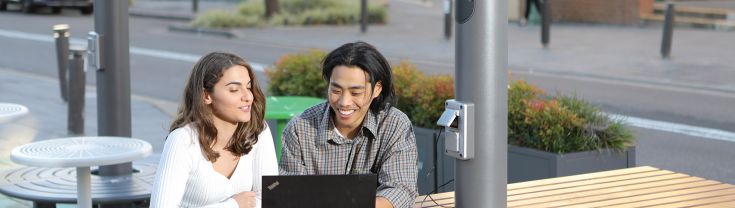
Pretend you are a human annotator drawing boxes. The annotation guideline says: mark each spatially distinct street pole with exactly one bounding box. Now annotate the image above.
[94,0,133,194]
[444,0,453,40]
[192,0,199,13]
[661,3,675,59]
[455,0,507,207]
[360,0,368,33]
[68,46,86,136]
[541,0,550,48]
[53,24,69,102]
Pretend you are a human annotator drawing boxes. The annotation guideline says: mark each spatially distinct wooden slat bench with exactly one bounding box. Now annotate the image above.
[0,162,156,208]
[415,166,735,207]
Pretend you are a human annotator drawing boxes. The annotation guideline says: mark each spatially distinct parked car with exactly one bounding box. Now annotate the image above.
[0,0,93,14]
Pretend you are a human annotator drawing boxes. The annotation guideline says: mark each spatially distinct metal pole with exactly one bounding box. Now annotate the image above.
[53,24,70,102]
[76,167,92,208]
[68,46,86,136]
[444,0,453,40]
[192,0,199,13]
[541,0,550,48]
[455,0,507,207]
[94,0,132,181]
[360,0,367,33]
[661,3,675,59]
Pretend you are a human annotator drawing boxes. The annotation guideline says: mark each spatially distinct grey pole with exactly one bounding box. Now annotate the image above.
[661,3,675,59]
[94,0,133,180]
[192,0,199,13]
[444,0,453,40]
[360,0,367,33]
[455,0,507,207]
[53,24,70,102]
[68,46,86,136]
[541,0,550,48]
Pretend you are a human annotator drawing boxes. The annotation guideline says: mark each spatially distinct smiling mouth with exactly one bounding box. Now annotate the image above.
[239,106,251,112]
[338,109,356,117]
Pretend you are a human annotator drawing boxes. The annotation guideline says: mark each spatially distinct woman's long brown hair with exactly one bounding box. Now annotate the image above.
[169,52,266,162]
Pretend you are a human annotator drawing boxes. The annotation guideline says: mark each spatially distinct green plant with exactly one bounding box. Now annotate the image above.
[508,80,633,153]
[194,0,387,28]
[266,49,327,97]
[191,10,263,28]
[393,62,453,128]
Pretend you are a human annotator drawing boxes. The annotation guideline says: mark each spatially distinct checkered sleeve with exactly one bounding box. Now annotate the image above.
[376,120,419,208]
[279,118,306,175]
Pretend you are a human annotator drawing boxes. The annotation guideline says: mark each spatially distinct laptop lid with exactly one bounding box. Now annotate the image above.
[262,174,378,208]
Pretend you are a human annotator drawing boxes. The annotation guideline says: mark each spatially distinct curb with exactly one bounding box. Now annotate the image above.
[167,24,236,39]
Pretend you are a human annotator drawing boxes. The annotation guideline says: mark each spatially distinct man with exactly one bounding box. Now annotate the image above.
[279,42,418,208]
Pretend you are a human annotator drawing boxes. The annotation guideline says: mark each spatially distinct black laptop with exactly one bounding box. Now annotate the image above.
[262,174,378,208]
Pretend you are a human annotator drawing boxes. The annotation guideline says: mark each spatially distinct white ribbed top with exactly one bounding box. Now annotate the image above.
[150,124,278,208]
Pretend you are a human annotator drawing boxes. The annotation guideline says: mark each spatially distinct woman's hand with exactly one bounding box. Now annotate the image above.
[233,191,257,208]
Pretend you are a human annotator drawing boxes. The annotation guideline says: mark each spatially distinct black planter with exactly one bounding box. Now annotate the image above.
[414,126,455,195]
[508,145,636,183]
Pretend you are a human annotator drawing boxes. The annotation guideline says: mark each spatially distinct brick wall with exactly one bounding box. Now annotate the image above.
[548,0,643,25]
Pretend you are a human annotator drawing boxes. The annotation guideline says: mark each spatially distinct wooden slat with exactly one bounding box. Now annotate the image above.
[690,199,735,208]
[509,169,676,196]
[508,166,659,190]
[530,183,734,208]
[508,172,689,202]
[643,190,735,208]
[653,3,734,16]
[511,178,718,207]
[572,186,735,207]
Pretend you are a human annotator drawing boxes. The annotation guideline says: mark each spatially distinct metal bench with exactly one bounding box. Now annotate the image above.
[0,161,157,208]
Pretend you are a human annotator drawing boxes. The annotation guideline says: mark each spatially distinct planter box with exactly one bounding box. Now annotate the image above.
[414,127,454,195]
[548,0,652,25]
[508,145,636,183]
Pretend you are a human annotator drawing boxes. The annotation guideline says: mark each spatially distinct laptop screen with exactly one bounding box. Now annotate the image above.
[262,174,378,208]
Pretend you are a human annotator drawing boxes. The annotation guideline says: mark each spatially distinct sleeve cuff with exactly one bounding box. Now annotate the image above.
[377,188,412,208]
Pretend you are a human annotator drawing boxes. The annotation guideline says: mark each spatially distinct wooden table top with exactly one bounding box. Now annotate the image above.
[415,166,735,207]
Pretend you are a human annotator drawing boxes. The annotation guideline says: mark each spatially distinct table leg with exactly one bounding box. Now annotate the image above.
[275,119,287,162]
[76,166,92,208]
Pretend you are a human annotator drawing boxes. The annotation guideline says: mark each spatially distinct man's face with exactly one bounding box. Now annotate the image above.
[327,65,382,136]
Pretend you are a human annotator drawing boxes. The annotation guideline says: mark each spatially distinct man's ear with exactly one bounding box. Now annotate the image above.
[203,89,213,105]
[372,82,382,99]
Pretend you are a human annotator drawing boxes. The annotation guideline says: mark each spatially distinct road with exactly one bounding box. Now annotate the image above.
[1,7,734,185]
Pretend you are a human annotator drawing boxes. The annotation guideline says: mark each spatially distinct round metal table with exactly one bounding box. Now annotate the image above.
[10,136,152,208]
[0,102,29,123]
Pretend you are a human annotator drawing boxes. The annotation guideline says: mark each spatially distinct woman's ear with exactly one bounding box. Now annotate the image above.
[203,88,213,105]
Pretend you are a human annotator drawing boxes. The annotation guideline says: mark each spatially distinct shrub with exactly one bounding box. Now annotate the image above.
[508,80,634,153]
[266,51,633,154]
[194,0,387,28]
[265,50,327,97]
[191,10,263,28]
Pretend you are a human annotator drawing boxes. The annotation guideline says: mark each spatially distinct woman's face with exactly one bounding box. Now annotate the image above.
[204,65,254,126]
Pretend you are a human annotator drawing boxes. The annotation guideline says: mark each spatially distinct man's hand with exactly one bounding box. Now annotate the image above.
[376,197,394,208]
[233,191,257,208]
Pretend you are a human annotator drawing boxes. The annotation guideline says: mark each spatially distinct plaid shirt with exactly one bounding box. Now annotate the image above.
[279,102,418,208]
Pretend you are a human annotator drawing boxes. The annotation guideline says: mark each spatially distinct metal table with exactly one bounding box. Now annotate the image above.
[265,96,324,160]
[10,136,152,208]
[0,102,29,123]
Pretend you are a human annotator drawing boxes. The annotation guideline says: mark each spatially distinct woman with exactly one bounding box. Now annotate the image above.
[151,52,277,208]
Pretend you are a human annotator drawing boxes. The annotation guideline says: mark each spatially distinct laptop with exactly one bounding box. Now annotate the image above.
[262,174,378,208]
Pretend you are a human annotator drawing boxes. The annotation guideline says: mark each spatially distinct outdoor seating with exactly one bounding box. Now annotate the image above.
[0,137,154,208]
[415,166,735,207]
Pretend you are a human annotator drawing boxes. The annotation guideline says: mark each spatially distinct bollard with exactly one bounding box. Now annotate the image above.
[661,3,675,59]
[541,0,550,48]
[444,0,453,40]
[360,0,367,33]
[68,46,86,136]
[192,0,198,13]
[53,24,70,102]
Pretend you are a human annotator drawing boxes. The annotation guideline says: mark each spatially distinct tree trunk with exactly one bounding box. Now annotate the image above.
[265,0,280,19]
